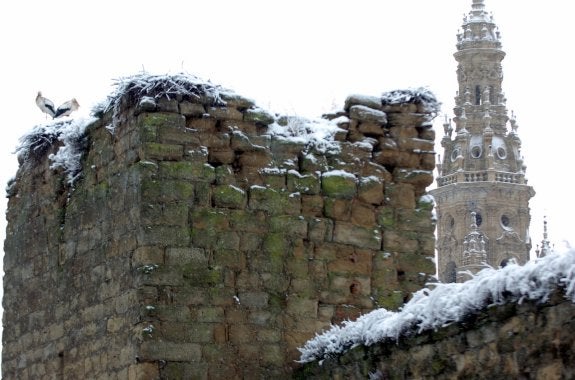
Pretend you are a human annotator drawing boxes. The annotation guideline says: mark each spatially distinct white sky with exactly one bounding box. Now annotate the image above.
[0,0,573,275]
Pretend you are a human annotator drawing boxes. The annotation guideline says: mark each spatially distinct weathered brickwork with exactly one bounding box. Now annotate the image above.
[296,289,575,379]
[3,82,437,378]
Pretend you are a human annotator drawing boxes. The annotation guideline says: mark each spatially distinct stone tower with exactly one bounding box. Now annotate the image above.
[431,0,535,283]
[2,73,438,378]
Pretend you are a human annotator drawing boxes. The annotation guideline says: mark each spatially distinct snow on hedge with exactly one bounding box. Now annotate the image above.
[298,249,575,363]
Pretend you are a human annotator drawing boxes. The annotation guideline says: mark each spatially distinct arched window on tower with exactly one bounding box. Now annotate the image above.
[475,85,481,105]
[445,261,457,283]
[489,85,495,104]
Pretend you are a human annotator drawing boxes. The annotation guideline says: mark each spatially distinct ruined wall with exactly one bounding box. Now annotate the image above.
[2,78,437,378]
[295,289,575,379]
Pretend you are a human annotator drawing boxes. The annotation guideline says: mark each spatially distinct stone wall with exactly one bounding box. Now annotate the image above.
[295,289,575,379]
[2,77,437,379]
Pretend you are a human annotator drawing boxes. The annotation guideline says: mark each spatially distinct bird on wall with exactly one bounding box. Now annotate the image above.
[54,98,80,118]
[35,91,56,119]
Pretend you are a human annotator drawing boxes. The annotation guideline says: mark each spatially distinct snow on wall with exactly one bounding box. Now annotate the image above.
[298,249,575,363]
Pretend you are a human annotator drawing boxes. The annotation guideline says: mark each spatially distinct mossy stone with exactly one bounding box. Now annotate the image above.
[269,215,307,237]
[248,186,297,215]
[213,185,247,209]
[263,233,288,270]
[377,208,396,230]
[182,264,223,286]
[158,161,214,181]
[191,208,229,230]
[377,291,405,310]
[141,142,183,160]
[321,173,357,199]
[287,171,320,194]
[138,112,186,129]
[243,108,275,125]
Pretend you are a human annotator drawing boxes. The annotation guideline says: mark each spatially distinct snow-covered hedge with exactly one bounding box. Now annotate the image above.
[298,250,575,363]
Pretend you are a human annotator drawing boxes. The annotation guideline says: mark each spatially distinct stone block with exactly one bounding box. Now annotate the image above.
[287,170,321,195]
[158,161,215,182]
[358,122,385,136]
[187,117,217,132]
[179,101,205,117]
[386,112,430,128]
[133,246,164,266]
[182,265,223,286]
[385,183,416,209]
[393,168,434,189]
[141,202,188,226]
[383,230,419,253]
[138,225,190,247]
[350,201,377,227]
[358,176,384,205]
[213,249,246,270]
[269,215,308,237]
[321,171,357,199]
[157,98,179,113]
[396,208,435,232]
[141,178,195,202]
[138,112,186,130]
[220,91,256,108]
[213,184,247,209]
[228,210,268,233]
[157,126,200,145]
[238,150,273,167]
[349,105,387,124]
[301,194,324,216]
[324,198,352,221]
[206,106,243,120]
[165,247,208,265]
[139,342,202,362]
[286,297,318,317]
[221,119,259,135]
[420,152,436,170]
[300,152,329,173]
[344,94,382,111]
[327,249,373,276]
[140,142,183,161]
[243,107,275,125]
[192,307,225,323]
[260,344,285,366]
[308,218,334,242]
[248,186,300,215]
[238,292,269,309]
[333,222,382,250]
[199,132,230,149]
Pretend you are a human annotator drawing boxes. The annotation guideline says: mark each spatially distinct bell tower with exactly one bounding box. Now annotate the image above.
[431,0,535,282]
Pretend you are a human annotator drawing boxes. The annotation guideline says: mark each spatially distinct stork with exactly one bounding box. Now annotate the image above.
[35,91,56,119]
[54,98,80,118]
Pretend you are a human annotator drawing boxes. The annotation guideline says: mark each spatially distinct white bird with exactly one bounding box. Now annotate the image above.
[54,98,80,118]
[35,91,56,118]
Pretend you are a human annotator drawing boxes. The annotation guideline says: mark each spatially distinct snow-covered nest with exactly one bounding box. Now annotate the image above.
[16,117,95,185]
[298,250,575,363]
[381,87,441,115]
[268,116,344,155]
[92,72,227,120]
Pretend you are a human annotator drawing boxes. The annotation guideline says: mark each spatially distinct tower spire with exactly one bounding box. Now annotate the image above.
[536,216,552,258]
[431,0,535,283]
[472,0,486,12]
